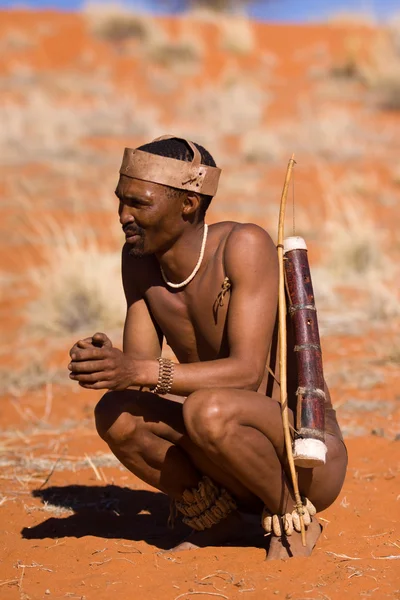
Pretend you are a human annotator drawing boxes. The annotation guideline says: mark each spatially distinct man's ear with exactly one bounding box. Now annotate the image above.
[182,193,200,216]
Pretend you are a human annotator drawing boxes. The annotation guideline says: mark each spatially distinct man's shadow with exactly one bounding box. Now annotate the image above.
[22,484,267,550]
[22,485,189,549]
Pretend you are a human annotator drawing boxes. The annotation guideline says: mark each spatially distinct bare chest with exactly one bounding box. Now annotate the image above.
[145,261,230,363]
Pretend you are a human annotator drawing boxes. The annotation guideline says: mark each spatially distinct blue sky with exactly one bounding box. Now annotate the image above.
[0,0,399,22]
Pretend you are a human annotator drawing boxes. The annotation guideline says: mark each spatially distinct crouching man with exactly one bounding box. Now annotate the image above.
[68,136,347,558]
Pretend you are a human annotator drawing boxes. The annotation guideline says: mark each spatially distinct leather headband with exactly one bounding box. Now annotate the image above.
[119,135,221,196]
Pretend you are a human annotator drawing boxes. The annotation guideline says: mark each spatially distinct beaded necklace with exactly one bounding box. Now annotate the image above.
[160,224,208,289]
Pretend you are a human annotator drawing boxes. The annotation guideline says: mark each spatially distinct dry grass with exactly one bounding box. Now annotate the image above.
[324,202,386,280]
[219,16,255,55]
[0,271,20,303]
[1,88,160,165]
[0,63,111,95]
[84,1,160,43]
[85,3,202,71]
[147,37,202,72]
[386,345,400,364]
[241,128,283,163]
[0,10,398,357]
[217,167,262,197]
[3,165,119,214]
[367,31,400,110]
[181,74,271,145]
[0,453,120,474]
[188,0,252,14]
[285,166,400,330]
[0,28,34,52]
[284,104,386,161]
[328,21,400,111]
[0,361,67,397]
[316,169,400,321]
[27,225,125,336]
[96,15,149,42]
[392,166,400,185]
[328,33,367,81]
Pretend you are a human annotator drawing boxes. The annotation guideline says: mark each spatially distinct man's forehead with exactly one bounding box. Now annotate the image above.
[116,176,169,199]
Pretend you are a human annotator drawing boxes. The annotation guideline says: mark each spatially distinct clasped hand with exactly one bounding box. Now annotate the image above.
[68,332,136,391]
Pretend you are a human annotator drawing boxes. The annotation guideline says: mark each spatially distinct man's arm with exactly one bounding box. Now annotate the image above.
[121,243,163,359]
[70,226,278,394]
[138,223,278,395]
[68,244,163,391]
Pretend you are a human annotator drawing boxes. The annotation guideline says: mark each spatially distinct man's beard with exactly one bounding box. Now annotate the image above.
[123,224,146,258]
[128,236,146,258]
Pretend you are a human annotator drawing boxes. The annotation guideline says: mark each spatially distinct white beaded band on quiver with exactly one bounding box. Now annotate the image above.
[284,236,327,467]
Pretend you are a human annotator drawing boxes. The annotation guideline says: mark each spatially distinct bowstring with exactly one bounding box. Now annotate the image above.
[292,162,296,236]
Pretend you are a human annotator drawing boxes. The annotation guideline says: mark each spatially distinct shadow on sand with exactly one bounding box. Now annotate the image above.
[21,484,189,550]
[21,484,266,550]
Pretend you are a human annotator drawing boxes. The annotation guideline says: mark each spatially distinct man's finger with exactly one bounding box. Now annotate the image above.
[69,360,101,373]
[79,381,110,390]
[69,359,108,373]
[92,332,113,348]
[69,347,108,362]
[70,371,108,383]
[69,344,80,358]
[77,338,94,349]
[69,337,93,357]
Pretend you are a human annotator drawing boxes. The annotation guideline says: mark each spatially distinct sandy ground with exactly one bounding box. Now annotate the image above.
[0,9,399,599]
[0,359,399,600]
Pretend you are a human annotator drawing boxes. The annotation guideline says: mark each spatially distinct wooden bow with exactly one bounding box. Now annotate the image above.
[277,154,306,546]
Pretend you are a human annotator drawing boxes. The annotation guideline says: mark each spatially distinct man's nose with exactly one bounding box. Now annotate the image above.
[119,204,135,225]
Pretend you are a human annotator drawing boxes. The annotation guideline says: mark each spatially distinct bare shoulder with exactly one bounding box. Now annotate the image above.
[220,222,278,279]
[225,222,276,250]
[209,221,276,251]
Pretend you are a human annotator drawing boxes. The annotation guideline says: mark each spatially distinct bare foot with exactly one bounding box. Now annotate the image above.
[266,517,322,560]
[170,511,245,551]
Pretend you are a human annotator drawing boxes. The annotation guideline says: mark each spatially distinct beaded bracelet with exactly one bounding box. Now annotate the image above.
[152,357,174,395]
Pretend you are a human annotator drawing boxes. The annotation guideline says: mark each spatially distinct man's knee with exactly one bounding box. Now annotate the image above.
[183,388,234,448]
[95,391,120,440]
[94,391,144,448]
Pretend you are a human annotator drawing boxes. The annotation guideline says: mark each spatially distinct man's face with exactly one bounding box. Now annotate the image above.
[115,175,184,258]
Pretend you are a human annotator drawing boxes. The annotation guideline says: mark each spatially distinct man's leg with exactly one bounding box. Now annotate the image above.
[183,388,347,509]
[95,388,346,555]
[95,389,257,548]
[182,387,347,556]
[94,389,256,504]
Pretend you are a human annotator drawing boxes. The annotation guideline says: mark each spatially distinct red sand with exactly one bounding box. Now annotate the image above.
[0,386,399,599]
[0,10,399,599]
